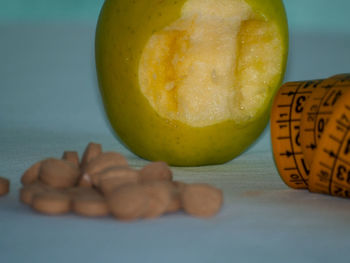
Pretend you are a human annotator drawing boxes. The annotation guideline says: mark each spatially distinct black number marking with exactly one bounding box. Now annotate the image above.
[344,139,350,155]
[318,118,325,134]
[294,125,300,146]
[335,164,350,184]
[323,90,342,107]
[295,96,306,113]
[336,164,346,181]
[301,158,310,175]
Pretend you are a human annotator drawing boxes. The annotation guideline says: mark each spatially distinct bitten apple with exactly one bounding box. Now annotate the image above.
[95,0,288,166]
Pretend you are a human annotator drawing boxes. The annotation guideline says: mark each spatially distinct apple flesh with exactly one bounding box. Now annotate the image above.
[95,0,288,166]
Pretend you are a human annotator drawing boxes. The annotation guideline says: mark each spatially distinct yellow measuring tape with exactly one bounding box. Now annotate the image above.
[271,74,350,196]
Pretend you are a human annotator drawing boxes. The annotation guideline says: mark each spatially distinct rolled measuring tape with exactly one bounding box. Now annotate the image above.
[271,73,350,195]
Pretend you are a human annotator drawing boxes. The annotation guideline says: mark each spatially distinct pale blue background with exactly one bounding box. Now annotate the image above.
[1,1,350,263]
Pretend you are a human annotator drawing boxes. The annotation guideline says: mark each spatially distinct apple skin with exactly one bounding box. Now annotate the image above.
[95,0,288,166]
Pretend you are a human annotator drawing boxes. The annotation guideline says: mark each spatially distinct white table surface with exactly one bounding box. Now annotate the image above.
[1,23,350,263]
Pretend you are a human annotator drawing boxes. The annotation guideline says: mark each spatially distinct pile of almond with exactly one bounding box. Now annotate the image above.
[19,142,223,221]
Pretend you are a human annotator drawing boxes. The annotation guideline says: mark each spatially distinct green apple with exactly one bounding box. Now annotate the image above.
[95,0,288,166]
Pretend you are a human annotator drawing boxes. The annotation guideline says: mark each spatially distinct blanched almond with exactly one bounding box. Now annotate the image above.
[83,152,128,177]
[72,189,109,217]
[139,161,172,182]
[141,181,173,219]
[31,190,71,215]
[95,166,139,194]
[62,151,79,167]
[21,161,42,185]
[181,183,223,218]
[107,184,149,221]
[39,158,80,188]
[80,142,102,169]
